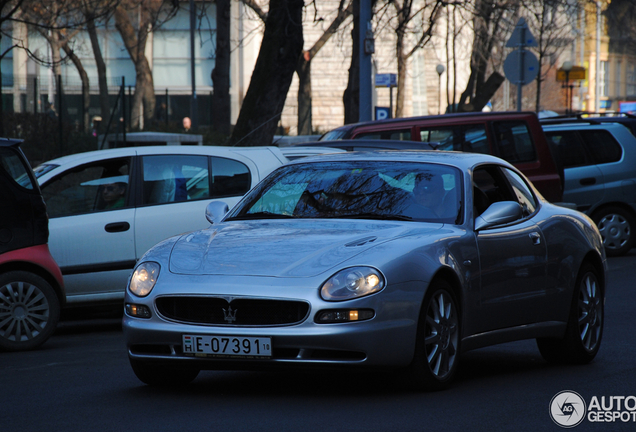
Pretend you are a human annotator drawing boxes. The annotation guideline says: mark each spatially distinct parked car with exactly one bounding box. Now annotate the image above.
[123,150,605,389]
[541,112,636,137]
[542,121,636,256]
[35,145,290,307]
[0,138,65,351]
[320,111,564,203]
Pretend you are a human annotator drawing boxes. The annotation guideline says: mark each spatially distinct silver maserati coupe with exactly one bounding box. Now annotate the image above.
[123,150,606,390]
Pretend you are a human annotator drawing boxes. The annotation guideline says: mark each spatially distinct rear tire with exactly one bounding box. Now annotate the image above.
[0,271,60,351]
[129,358,199,386]
[408,280,460,391]
[537,263,603,364]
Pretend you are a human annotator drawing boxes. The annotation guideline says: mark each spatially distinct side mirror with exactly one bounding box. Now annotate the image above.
[475,201,523,230]
[205,201,229,224]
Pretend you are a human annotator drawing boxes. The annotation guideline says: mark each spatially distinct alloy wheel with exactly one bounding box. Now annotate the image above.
[0,280,51,343]
[424,290,458,379]
[578,271,603,352]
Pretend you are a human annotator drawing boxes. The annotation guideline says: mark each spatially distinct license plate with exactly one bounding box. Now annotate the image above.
[183,335,272,358]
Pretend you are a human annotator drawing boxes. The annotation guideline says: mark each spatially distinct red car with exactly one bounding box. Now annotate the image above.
[320,111,564,203]
[0,138,65,351]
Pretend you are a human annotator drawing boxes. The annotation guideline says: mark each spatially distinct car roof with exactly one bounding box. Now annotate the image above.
[285,148,513,171]
[326,111,540,132]
[0,138,24,148]
[291,139,437,151]
[38,145,285,166]
[542,122,630,132]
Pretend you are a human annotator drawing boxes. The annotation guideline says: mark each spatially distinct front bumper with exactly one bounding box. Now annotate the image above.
[123,277,423,370]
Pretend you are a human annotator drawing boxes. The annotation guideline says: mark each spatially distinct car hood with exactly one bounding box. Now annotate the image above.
[169,220,442,277]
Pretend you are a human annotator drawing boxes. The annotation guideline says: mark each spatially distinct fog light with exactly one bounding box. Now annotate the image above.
[315,309,374,323]
[126,303,151,318]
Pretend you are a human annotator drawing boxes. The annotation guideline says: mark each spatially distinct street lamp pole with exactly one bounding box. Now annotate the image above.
[436,64,445,115]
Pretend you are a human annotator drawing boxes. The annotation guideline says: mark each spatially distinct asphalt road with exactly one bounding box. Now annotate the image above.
[2,253,636,432]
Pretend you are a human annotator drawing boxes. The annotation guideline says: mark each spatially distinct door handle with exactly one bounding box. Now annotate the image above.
[580,177,596,186]
[105,222,130,233]
[529,232,541,245]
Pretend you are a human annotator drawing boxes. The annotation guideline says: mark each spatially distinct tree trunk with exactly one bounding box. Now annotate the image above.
[114,4,155,130]
[87,16,110,133]
[296,57,312,135]
[230,0,304,147]
[344,0,360,124]
[62,44,90,133]
[211,0,231,135]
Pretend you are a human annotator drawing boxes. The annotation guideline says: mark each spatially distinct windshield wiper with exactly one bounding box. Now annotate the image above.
[226,211,296,221]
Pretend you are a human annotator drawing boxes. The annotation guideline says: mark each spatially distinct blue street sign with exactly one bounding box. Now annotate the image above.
[375,106,391,120]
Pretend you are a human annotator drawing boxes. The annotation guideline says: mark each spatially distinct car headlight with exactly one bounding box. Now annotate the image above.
[129,262,160,297]
[320,267,385,301]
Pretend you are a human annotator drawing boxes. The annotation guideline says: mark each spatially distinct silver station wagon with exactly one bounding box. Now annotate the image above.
[123,150,606,390]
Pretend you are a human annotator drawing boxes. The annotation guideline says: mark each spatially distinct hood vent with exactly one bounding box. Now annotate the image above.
[345,236,378,247]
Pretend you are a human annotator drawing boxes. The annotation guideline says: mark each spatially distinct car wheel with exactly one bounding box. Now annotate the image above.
[129,358,200,386]
[0,271,60,351]
[537,263,603,364]
[408,280,460,391]
[593,206,635,257]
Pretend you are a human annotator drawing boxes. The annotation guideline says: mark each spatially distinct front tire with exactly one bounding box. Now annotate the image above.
[593,206,634,257]
[408,280,460,391]
[130,358,200,386]
[537,263,603,364]
[0,271,60,351]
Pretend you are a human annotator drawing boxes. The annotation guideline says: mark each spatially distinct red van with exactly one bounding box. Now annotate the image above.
[320,111,563,203]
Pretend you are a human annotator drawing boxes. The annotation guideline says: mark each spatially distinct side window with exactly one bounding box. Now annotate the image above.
[210,157,251,198]
[472,166,521,219]
[41,157,131,218]
[501,168,537,216]
[421,125,489,155]
[142,155,209,205]
[545,131,591,168]
[492,121,536,163]
[579,130,622,164]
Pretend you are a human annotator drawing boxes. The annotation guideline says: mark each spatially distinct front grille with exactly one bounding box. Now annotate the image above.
[155,297,310,326]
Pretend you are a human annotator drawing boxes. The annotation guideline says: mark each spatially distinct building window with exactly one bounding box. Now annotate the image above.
[628,63,636,96]
[600,61,609,97]
[153,4,216,89]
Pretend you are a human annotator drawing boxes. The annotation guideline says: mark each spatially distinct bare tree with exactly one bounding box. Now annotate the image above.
[376,0,444,117]
[81,0,120,134]
[0,0,29,136]
[114,0,177,129]
[343,0,360,124]
[230,0,303,146]
[457,0,518,112]
[296,0,353,134]
[211,0,231,135]
[523,0,575,112]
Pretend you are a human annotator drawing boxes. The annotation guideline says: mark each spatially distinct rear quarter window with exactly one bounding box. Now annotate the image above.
[579,130,622,164]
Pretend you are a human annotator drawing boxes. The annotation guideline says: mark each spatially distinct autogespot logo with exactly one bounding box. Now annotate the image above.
[550,391,587,428]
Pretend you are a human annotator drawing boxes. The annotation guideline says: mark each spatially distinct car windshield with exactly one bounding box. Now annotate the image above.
[227,161,463,224]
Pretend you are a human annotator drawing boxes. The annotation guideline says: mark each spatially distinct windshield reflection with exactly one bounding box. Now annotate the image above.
[227,161,463,224]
